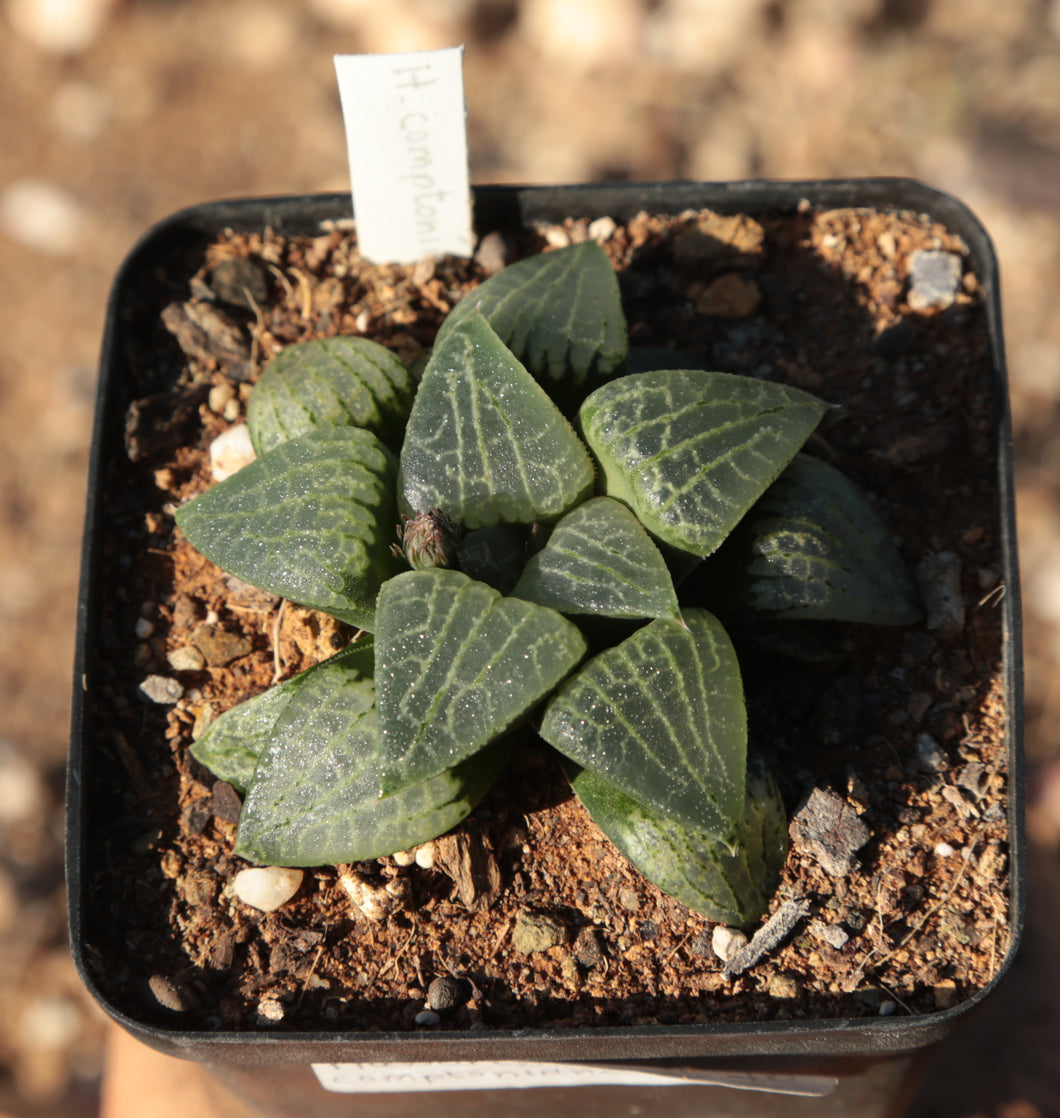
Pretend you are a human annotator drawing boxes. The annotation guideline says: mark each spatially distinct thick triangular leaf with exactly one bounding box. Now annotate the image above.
[375,568,587,793]
[399,312,595,529]
[705,454,923,624]
[578,370,829,561]
[247,336,414,455]
[233,645,509,866]
[176,427,400,631]
[568,752,787,927]
[540,609,746,845]
[191,640,374,793]
[439,241,627,404]
[511,497,679,621]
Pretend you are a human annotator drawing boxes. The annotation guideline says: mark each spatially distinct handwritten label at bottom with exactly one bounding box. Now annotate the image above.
[312,1061,838,1096]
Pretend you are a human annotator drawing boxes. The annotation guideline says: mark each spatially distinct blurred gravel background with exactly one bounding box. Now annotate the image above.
[1,1,1060,1115]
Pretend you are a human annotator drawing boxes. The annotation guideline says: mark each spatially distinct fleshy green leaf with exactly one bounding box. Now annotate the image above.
[175,427,400,631]
[232,643,508,866]
[191,640,374,794]
[399,312,595,529]
[568,752,788,927]
[578,370,829,561]
[511,496,679,621]
[705,454,924,625]
[540,609,746,845]
[375,568,587,794]
[247,336,415,456]
[439,241,627,404]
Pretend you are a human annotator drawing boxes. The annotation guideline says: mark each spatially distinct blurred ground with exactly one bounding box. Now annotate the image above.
[1,0,1059,1115]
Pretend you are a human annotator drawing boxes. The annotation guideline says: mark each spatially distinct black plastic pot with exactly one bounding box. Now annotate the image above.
[68,179,1025,1117]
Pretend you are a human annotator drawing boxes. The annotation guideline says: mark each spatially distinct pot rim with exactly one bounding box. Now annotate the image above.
[67,177,1025,1065]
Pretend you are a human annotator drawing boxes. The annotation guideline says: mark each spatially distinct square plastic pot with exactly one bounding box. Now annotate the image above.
[68,179,1025,1118]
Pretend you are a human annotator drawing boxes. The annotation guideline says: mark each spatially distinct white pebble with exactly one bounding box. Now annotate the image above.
[139,675,184,704]
[7,0,118,54]
[0,179,84,256]
[19,996,81,1049]
[208,383,235,414]
[168,646,206,672]
[233,866,303,912]
[712,924,748,963]
[210,423,256,482]
[134,617,154,639]
[588,216,617,242]
[414,842,436,870]
[0,746,45,826]
[257,997,285,1023]
[391,849,416,867]
[934,842,956,858]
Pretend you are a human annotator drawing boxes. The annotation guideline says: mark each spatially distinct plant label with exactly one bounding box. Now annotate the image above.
[334,47,473,264]
[312,1061,838,1096]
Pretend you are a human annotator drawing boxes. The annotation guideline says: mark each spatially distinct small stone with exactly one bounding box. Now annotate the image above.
[0,178,84,255]
[167,645,206,672]
[210,257,269,309]
[588,216,617,242]
[767,973,798,999]
[0,745,45,825]
[618,887,640,912]
[689,930,713,957]
[694,272,761,319]
[956,762,988,799]
[413,842,436,869]
[473,230,511,274]
[426,976,468,1013]
[574,926,605,968]
[414,1010,440,1026]
[512,910,566,955]
[210,423,256,482]
[208,382,236,415]
[935,842,956,858]
[19,996,82,1051]
[789,788,870,877]
[233,866,303,912]
[915,733,947,774]
[210,781,243,824]
[134,617,154,639]
[8,0,117,53]
[139,675,184,704]
[337,866,402,921]
[933,979,958,1009]
[190,624,253,667]
[916,551,965,638]
[391,849,416,867]
[807,919,849,950]
[908,250,962,311]
[148,975,188,1013]
[879,1000,898,1016]
[256,998,285,1023]
[711,925,748,963]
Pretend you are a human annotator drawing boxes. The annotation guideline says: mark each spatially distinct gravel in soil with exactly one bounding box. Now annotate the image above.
[80,203,1010,1035]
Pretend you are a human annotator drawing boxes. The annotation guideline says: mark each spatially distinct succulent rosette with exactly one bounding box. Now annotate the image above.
[178,240,921,925]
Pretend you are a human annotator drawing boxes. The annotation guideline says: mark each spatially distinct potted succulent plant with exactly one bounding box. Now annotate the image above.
[68,179,1023,1117]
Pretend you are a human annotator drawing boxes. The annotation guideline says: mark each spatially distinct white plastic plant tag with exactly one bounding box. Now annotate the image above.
[334,47,473,264]
[312,1061,838,1096]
